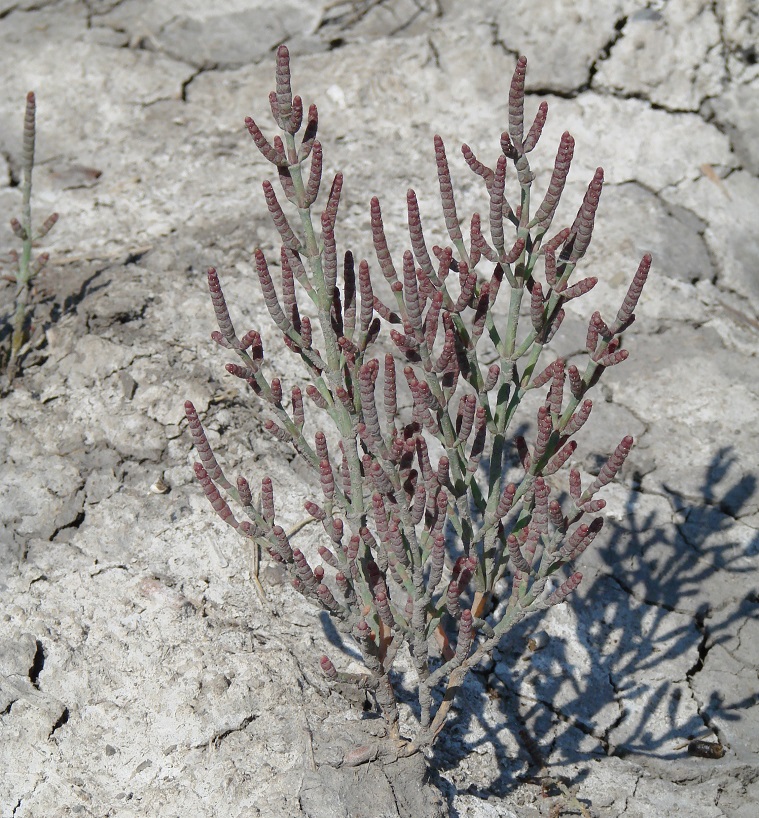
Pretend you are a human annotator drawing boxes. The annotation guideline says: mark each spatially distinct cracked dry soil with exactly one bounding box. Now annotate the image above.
[2,1,759,816]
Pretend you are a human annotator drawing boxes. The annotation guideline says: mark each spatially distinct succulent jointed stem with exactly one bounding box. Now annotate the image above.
[186,46,651,757]
[5,92,58,383]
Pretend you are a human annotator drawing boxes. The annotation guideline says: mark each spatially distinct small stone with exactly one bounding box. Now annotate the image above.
[149,477,169,495]
[119,372,137,400]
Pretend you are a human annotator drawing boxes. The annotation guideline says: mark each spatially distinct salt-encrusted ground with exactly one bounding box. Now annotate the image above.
[1,1,758,816]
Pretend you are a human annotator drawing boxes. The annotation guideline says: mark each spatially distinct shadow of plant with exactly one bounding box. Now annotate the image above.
[424,445,758,798]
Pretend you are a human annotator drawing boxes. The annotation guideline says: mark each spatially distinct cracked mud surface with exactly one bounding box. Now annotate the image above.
[1,1,758,816]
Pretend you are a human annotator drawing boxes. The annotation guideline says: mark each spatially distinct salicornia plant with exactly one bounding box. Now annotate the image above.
[185,47,651,760]
[2,92,58,384]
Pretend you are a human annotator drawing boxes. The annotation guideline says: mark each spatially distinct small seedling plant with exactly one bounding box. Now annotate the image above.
[2,92,58,384]
[186,47,650,761]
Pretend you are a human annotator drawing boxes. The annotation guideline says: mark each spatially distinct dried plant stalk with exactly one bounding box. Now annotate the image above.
[186,47,650,759]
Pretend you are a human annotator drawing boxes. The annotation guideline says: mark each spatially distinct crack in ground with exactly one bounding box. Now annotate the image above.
[606,571,685,616]
[661,480,752,527]
[316,0,439,36]
[495,14,739,139]
[318,0,382,32]
[89,563,130,577]
[586,15,629,89]
[672,498,759,572]
[84,0,119,30]
[49,706,69,737]
[488,21,519,62]
[28,639,45,689]
[712,0,729,77]
[84,10,232,86]
[684,609,724,745]
[684,609,709,682]
[601,670,627,757]
[49,508,85,541]
[0,0,65,23]
[382,760,404,818]
[386,0,441,38]
[179,68,205,102]
[628,770,641,806]
[699,211,726,288]
[514,687,609,753]
[181,66,212,102]
[584,86,719,117]
[192,714,256,750]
